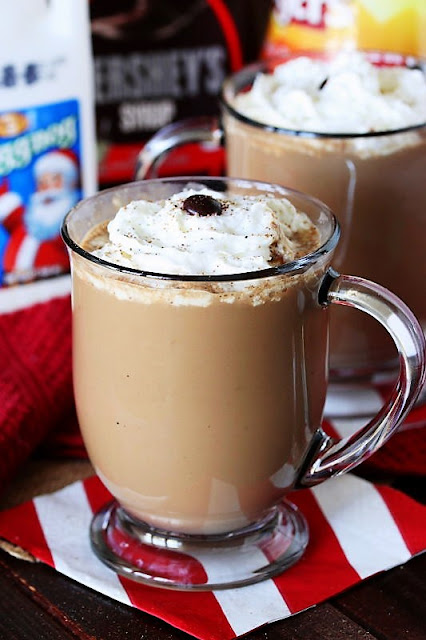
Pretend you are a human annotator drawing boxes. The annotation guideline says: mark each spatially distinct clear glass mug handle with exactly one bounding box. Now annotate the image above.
[297,268,426,487]
[135,116,222,180]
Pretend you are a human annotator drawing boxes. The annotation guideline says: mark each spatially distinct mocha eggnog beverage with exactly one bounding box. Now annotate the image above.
[71,185,329,535]
[64,177,426,589]
[227,52,426,374]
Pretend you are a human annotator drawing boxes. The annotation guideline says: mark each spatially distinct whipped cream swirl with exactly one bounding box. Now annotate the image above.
[233,52,426,134]
[92,188,319,276]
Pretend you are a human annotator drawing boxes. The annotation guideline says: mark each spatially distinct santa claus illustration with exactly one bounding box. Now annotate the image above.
[0,149,81,284]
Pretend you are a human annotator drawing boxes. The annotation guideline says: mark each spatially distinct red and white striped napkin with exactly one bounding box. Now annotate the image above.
[1,473,425,640]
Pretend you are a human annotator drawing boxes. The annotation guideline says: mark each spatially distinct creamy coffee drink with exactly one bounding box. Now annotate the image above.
[65,177,426,589]
[71,185,329,535]
[226,52,426,374]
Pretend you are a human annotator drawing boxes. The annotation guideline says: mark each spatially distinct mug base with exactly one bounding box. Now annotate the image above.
[90,499,309,591]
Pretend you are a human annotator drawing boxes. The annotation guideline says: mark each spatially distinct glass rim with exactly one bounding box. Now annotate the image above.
[220,54,426,140]
[61,176,340,283]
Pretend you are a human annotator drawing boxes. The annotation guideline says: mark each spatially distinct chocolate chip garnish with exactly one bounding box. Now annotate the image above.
[318,77,328,90]
[183,194,222,216]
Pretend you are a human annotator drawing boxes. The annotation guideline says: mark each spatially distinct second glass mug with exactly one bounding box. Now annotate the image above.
[62,177,425,591]
[135,53,426,382]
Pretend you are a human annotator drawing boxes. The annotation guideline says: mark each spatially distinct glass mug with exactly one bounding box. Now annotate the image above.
[136,52,426,382]
[62,177,425,591]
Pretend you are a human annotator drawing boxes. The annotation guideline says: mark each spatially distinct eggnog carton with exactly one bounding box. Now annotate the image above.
[0,0,96,287]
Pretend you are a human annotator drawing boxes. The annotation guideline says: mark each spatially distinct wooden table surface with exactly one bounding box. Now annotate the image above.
[0,461,425,640]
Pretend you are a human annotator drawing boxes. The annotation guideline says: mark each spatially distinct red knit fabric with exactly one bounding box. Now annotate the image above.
[361,426,426,476]
[0,296,75,490]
